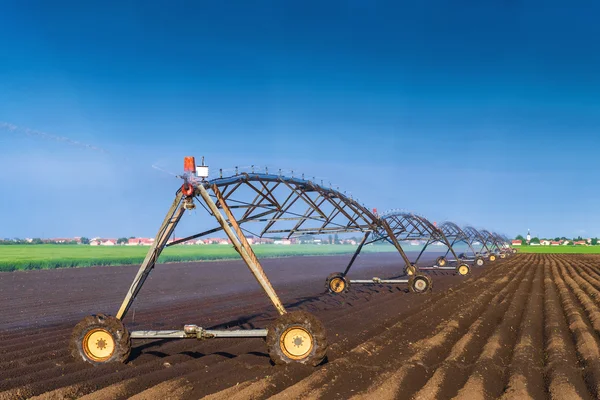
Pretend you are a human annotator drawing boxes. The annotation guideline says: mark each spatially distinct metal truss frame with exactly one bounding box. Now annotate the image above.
[340,212,463,279]
[463,226,493,257]
[439,222,481,263]
[480,229,502,254]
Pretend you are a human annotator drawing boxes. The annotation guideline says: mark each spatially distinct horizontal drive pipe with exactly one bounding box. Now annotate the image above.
[350,279,409,284]
[130,329,268,339]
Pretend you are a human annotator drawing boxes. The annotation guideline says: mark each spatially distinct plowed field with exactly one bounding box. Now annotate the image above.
[3,253,597,399]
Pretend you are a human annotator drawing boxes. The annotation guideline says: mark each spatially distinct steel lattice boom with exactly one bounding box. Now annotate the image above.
[169,173,380,246]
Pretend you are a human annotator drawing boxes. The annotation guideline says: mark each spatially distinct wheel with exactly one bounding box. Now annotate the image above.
[266,311,327,366]
[500,253,506,259]
[408,274,432,293]
[476,257,484,267]
[404,264,417,276]
[71,314,131,365]
[458,253,466,259]
[435,256,447,267]
[489,254,497,262]
[325,272,349,294]
[456,264,470,276]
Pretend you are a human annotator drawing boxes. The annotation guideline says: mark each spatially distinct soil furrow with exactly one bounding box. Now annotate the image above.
[543,257,592,399]
[499,261,545,400]
[450,260,535,400]
[408,261,535,400]
[553,257,600,397]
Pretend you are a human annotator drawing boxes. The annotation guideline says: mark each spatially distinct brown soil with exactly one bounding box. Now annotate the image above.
[2,253,599,399]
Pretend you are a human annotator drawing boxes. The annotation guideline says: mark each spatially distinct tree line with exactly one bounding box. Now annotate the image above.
[515,235,599,245]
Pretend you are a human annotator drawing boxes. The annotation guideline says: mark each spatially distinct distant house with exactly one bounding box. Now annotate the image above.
[51,238,72,244]
[575,240,587,245]
[101,239,116,246]
[540,240,551,246]
[253,238,274,245]
[204,237,228,245]
[551,241,560,246]
[90,240,100,246]
[511,240,522,246]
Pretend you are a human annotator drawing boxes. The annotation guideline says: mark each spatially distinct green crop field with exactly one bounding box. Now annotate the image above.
[513,246,600,254]
[0,244,398,272]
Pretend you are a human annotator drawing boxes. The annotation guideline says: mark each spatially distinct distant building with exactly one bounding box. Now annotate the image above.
[512,240,522,246]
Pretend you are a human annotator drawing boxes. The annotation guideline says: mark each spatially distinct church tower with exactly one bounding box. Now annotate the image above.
[526,230,531,243]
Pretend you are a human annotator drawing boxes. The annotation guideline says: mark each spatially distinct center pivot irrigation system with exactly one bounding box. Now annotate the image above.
[71,156,511,368]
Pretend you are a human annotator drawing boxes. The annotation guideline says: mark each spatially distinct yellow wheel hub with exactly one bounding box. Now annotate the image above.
[490,255,496,261]
[414,278,428,291]
[458,265,469,275]
[83,329,115,362]
[280,327,313,360]
[329,277,345,293]
[439,260,446,266]
[407,266,416,276]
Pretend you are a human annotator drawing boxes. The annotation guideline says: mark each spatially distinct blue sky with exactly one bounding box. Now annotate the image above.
[1,1,599,239]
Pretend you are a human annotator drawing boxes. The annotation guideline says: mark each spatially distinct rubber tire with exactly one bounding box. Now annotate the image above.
[476,257,484,267]
[404,264,418,276]
[456,264,471,276]
[71,314,131,365]
[435,256,447,267]
[325,272,349,294]
[458,253,466,259]
[408,274,432,293]
[267,311,327,367]
[500,253,506,259]
[489,255,497,262]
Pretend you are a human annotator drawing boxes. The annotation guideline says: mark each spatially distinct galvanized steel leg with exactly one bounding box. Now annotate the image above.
[443,236,461,263]
[343,231,370,276]
[414,240,429,264]
[199,184,287,316]
[116,192,186,320]
[381,220,413,268]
